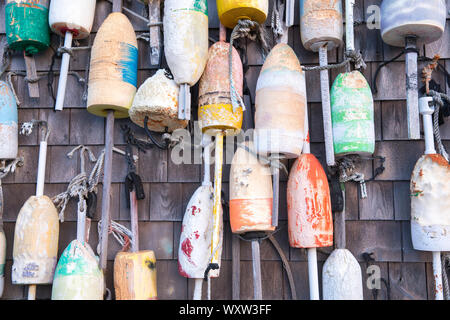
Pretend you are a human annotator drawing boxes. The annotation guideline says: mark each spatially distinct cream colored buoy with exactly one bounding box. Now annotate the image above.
[87,12,138,118]
[129,69,188,132]
[0,81,18,160]
[254,43,306,159]
[163,0,209,120]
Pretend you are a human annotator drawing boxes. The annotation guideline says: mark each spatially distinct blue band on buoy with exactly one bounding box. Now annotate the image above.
[118,43,138,87]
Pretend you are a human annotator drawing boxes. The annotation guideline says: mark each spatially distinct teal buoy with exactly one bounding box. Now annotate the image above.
[0,81,18,160]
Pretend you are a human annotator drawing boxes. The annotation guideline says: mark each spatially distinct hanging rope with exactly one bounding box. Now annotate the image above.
[271,0,285,41]
[302,50,366,72]
[97,219,134,253]
[0,157,24,180]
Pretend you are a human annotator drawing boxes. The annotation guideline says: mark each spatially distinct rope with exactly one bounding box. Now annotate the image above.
[270,0,284,40]
[6,72,20,106]
[0,157,24,180]
[97,219,134,254]
[302,50,366,72]
[0,38,12,79]
[429,90,450,162]
[330,155,368,199]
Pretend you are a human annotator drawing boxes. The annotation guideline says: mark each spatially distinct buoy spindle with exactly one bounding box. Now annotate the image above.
[420,97,436,155]
[285,0,295,27]
[54,31,73,111]
[212,132,224,267]
[433,251,444,300]
[345,0,355,52]
[251,240,262,300]
[405,36,420,140]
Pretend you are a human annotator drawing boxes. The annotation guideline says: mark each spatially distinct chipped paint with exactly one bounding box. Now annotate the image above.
[114,250,157,300]
[12,195,59,284]
[52,240,104,300]
[411,154,450,251]
[255,43,306,158]
[381,0,446,47]
[0,81,18,160]
[164,0,209,86]
[300,0,343,52]
[216,0,268,29]
[198,41,243,135]
[287,154,333,248]
[330,71,375,157]
[87,13,137,119]
[230,142,274,233]
[130,69,188,133]
[49,0,96,39]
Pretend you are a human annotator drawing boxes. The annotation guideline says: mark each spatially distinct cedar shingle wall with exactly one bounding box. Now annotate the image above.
[1,0,449,300]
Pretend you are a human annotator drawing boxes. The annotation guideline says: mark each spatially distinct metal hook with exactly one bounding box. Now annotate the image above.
[143,116,170,150]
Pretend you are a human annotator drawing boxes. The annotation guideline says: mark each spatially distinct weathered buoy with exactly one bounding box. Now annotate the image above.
[230,142,274,234]
[129,69,188,133]
[381,0,446,47]
[87,12,138,119]
[0,227,5,298]
[178,138,223,300]
[198,41,243,135]
[49,0,96,111]
[300,0,344,52]
[0,81,18,160]
[330,71,375,157]
[163,0,209,120]
[5,0,50,55]
[51,240,104,300]
[216,0,268,29]
[254,43,306,158]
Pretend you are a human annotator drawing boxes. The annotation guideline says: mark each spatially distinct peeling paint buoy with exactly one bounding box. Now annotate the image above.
[216,0,268,29]
[130,69,188,133]
[51,240,104,300]
[330,71,375,157]
[254,43,306,158]
[0,81,18,160]
[87,12,138,119]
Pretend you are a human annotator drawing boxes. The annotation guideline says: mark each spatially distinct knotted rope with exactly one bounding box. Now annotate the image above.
[0,157,24,180]
[270,0,285,40]
[302,50,366,72]
[429,91,450,162]
[97,219,134,253]
[331,156,368,199]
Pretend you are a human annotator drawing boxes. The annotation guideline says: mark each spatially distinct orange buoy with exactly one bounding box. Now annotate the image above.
[230,142,274,234]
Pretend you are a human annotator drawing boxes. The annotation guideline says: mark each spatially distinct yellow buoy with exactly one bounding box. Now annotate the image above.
[87,12,138,118]
[216,0,268,29]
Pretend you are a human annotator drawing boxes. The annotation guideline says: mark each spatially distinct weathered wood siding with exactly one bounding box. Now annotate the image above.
[1,0,449,300]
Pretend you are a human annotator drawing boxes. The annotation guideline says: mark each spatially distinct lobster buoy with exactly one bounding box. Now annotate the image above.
[5,0,50,55]
[300,0,344,52]
[381,0,446,47]
[49,0,96,39]
[254,43,306,158]
[216,0,268,29]
[0,227,5,298]
[287,155,333,248]
[230,142,274,234]
[12,195,59,285]
[51,240,104,300]
[0,81,18,160]
[330,71,375,157]
[198,41,243,135]
[129,69,188,132]
[87,12,138,119]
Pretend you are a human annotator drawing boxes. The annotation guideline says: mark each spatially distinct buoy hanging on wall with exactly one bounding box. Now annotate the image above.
[330,71,375,157]
[130,69,188,133]
[5,0,50,55]
[254,43,306,159]
[216,0,268,29]
[51,240,104,300]
[198,40,243,136]
[87,12,138,119]
[164,0,209,120]
[230,142,274,234]
[0,81,18,160]
[49,0,96,111]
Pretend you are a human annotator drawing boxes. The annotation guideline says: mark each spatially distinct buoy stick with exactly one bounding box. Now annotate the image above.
[345,0,355,52]
[99,110,115,271]
[232,235,240,300]
[286,0,295,27]
[130,190,139,252]
[193,278,203,300]
[0,181,4,298]
[335,188,346,249]
[220,22,226,42]
[319,44,335,166]
[433,251,444,300]
[178,84,191,120]
[54,31,73,111]
[24,54,39,98]
[112,0,122,12]
[405,36,420,140]
[307,248,320,300]
[149,0,161,66]
[251,240,262,300]
[211,132,224,266]
[271,164,279,228]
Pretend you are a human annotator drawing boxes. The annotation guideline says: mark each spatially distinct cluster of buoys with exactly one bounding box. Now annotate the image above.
[0,0,448,301]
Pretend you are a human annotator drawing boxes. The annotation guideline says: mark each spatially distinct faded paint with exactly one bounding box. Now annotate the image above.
[164,0,209,86]
[287,154,333,248]
[0,81,18,160]
[178,185,223,278]
[322,248,363,300]
[330,71,375,157]
[52,240,104,300]
[300,0,343,52]
[198,41,243,135]
[411,154,450,251]
[114,250,157,300]
[381,0,446,47]
[87,12,137,119]
[130,69,188,133]
[5,0,50,55]
[255,43,306,159]
[49,0,96,39]
[229,142,274,233]
[12,195,59,284]
[216,0,268,29]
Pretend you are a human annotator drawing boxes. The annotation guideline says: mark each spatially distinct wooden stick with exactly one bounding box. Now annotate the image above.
[211,132,224,266]
[149,0,161,66]
[307,248,320,300]
[232,234,240,300]
[405,36,420,140]
[54,31,73,111]
[24,54,39,98]
[112,0,122,12]
[335,187,346,249]
[251,240,262,300]
[433,251,444,300]
[271,164,279,228]
[219,22,226,42]
[130,190,139,252]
